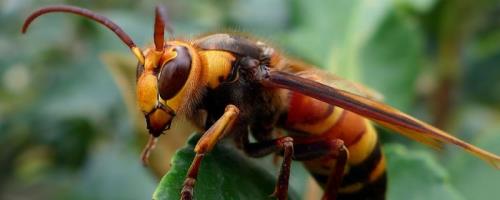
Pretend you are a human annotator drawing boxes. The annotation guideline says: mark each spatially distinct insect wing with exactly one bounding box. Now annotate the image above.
[287,66,384,101]
[262,70,500,168]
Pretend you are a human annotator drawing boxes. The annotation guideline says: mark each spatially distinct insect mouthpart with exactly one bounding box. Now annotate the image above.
[141,102,175,166]
[145,103,176,137]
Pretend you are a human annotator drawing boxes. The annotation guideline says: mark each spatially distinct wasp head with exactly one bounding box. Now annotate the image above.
[136,43,193,137]
[22,4,192,165]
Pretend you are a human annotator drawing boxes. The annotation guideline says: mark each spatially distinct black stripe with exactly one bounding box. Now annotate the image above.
[341,141,383,186]
[309,141,383,187]
[302,104,335,124]
[338,173,387,200]
[311,173,328,187]
[345,127,367,146]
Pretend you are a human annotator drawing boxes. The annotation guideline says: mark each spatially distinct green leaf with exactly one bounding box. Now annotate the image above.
[154,134,300,200]
[327,0,393,81]
[384,144,464,200]
[447,124,500,200]
[395,0,437,13]
[67,141,157,200]
[284,0,360,66]
[282,0,427,111]
[359,11,424,110]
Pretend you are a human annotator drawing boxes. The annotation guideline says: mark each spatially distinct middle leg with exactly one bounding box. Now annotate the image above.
[241,134,349,200]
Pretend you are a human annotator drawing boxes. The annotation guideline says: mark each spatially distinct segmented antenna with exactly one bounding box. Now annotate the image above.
[154,6,165,51]
[153,5,174,51]
[22,5,145,64]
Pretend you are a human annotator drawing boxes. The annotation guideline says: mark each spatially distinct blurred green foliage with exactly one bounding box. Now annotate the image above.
[1,0,500,199]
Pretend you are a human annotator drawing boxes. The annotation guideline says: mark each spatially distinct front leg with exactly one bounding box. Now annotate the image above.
[181,105,240,200]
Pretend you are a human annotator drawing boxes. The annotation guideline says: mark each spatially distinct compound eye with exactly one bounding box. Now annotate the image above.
[158,46,192,100]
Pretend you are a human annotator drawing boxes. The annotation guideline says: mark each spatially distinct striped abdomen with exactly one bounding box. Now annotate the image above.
[282,83,387,199]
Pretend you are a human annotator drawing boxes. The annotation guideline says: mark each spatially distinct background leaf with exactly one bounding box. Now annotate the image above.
[384,144,464,200]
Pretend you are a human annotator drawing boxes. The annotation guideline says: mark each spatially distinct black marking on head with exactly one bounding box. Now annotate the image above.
[136,62,145,81]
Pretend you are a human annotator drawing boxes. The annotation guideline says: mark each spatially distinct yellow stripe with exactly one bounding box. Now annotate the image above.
[369,154,386,182]
[292,107,344,135]
[338,182,364,193]
[199,50,235,89]
[347,120,377,165]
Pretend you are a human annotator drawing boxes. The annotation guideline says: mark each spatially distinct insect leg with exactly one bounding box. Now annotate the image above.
[321,143,348,200]
[284,139,349,200]
[181,105,239,200]
[241,136,294,200]
[242,135,348,200]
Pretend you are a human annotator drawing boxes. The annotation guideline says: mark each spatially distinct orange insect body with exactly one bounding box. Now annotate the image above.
[283,75,385,198]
